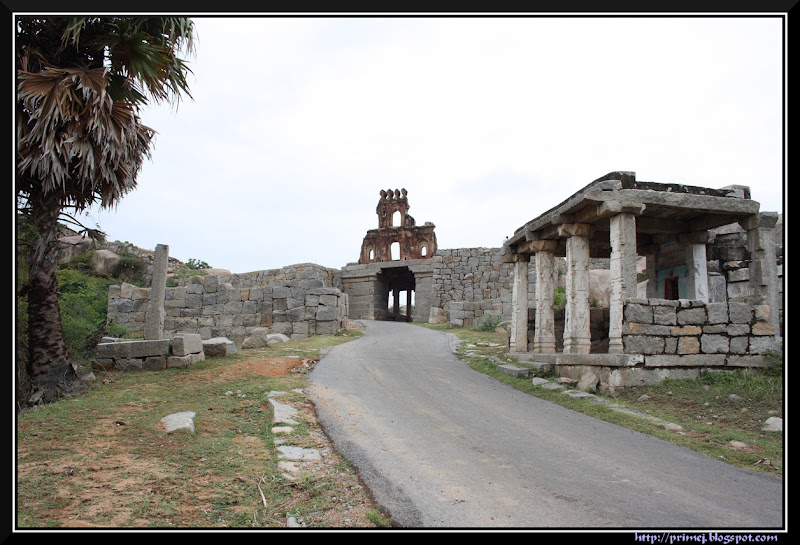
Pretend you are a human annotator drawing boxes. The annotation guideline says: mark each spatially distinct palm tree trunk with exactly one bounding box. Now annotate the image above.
[25,187,86,403]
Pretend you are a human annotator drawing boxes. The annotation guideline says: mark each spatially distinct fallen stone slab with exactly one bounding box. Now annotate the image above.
[540,382,565,391]
[498,364,530,378]
[172,333,204,356]
[161,411,196,434]
[202,337,237,357]
[277,445,322,461]
[96,339,171,359]
[269,398,299,425]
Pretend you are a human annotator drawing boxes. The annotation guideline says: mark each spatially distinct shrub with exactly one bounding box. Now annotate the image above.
[186,258,211,270]
[474,314,503,332]
[553,286,566,309]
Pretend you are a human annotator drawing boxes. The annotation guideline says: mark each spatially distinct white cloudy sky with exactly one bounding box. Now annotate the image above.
[84,15,785,274]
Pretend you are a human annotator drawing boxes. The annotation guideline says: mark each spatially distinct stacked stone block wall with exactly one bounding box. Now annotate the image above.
[621,299,781,366]
[108,264,347,342]
[429,248,517,326]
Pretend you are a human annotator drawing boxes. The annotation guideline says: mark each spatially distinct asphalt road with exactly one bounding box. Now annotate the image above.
[306,320,784,529]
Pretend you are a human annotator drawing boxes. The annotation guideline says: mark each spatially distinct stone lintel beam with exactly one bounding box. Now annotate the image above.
[557,223,594,238]
[739,211,779,231]
[515,238,560,255]
[529,240,559,253]
[676,231,712,246]
[598,201,646,218]
[584,188,761,216]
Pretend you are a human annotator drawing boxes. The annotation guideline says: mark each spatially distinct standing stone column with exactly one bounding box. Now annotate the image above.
[744,212,780,337]
[559,224,593,354]
[392,289,400,321]
[145,244,169,340]
[645,254,659,298]
[532,242,558,354]
[406,289,413,322]
[678,232,710,302]
[608,213,638,354]
[509,257,529,352]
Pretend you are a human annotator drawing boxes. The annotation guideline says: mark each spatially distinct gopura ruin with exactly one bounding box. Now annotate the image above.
[103,172,783,389]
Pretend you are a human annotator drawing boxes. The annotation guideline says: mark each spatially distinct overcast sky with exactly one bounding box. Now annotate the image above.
[83,15,785,274]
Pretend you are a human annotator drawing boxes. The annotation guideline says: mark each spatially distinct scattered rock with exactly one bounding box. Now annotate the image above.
[269,398,300,425]
[241,328,271,349]
[577,372,599,392]
[761,416,782,432]
[160,411,196,434]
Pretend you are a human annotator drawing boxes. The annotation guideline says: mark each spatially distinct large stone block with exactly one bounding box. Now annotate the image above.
[700,334,729,354]
[202,337,237,357]
[677,307,706,325]
[172,333,203,356]
[625,304,653,324]
[96,339,170,359]
[623,335,665,354]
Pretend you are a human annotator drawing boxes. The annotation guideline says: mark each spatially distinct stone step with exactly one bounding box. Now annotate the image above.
[497,364,531,378]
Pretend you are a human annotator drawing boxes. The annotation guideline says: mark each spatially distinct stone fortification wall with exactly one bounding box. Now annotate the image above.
[621,299,781,363]
[203,262,341,291]
[428,248,517,326]
[108,263,347,342]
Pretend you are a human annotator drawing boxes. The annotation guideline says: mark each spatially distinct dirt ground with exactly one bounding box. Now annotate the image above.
[16,356,386,529]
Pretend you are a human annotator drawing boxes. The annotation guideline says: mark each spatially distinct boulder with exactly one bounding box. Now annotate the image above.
[268,333,291,345]
[577,372,599,392]
[91,249,122,276]
[242,328,270,349]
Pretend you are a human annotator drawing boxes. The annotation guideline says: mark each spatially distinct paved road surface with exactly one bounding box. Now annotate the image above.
[306,320,784,529]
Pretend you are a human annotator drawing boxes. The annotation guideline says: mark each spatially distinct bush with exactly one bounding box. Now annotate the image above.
[186,258,210,270]
[474,314,503,332]
[57,255,132,362]
[553,286,566,309]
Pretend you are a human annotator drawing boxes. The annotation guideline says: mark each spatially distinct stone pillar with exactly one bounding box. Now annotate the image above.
[678,232,710,302]
[532,242,557,353]
[509,257,529,352]
[645,254,659,298]
[744,212,780,337]
[410,268,433,323]
[559,224,593,354]
[392,288,400,321]
[145,244,169,340]
[406,289,413,322]
[608,213,638,353]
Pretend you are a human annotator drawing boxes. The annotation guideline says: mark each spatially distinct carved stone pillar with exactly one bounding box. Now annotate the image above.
[532,241,558,354]
[608,213,638,353]
[509,257,529,352]
[559,224,592,354]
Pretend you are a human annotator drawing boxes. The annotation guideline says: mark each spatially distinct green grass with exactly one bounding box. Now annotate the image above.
[16,330,391,529]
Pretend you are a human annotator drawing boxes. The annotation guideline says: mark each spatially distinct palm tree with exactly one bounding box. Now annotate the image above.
[16,17,196,403]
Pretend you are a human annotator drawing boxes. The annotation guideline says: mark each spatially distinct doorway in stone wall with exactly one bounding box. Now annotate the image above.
[382,266,416,322]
